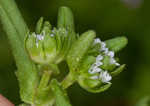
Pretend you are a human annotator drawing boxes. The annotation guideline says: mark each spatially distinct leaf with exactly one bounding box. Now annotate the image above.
[57,6,75,32]
[105,36,128,52]
[0,0,39,104]
[57,6,77,58]
[110,64,126,77]
[51,79,72,106]
[67,30,96,71]
[34,71,54,106]
[36,17,44,34]
[79,81,112,93]
[0,0,28,42]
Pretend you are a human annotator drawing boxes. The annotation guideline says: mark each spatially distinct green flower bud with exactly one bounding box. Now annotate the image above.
[25,29,57,64]
[26,7,78,65]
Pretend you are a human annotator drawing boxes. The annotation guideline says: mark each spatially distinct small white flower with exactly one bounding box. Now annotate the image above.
[104,48,109,54]
[94,38,101,44]
[101,42,106,50]
[107,51,114,57]
[50,33,54,37]
[99,71,112,83]
[94,61,103,66]
[88,66,102,74]
[109,58,120,66]
[36,34,44,40]
[90,75,99,80]
[115,62,120,66]
[96,55,103,61]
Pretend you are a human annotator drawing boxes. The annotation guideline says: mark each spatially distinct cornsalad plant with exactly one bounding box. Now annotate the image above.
[0,0,127,105]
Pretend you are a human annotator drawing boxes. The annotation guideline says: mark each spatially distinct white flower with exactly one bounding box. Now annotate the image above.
[104,48,109,54]
[50,33,54,37]
[101,42,106,51]
[94,61,103,66]
[96,55,103,61]
[90,75,99,80]
[99,71,112,83]
[36,34,44,40]
[94,38,101,44]
[107,51,114,57]
[88,65,102,74]
[110,58,120,66]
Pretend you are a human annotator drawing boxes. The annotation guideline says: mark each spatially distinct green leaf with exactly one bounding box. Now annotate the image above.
[79,82,112,93]
[34,71,54,106]
[0,0,28,42]
[57,6,77,57]
[105,36,128,52]
[67,30,96,71]
[36,17,44,34]
[110,64,126,77]
[57,6,75,32]
[51,79,72,106]
[0,0,39,104]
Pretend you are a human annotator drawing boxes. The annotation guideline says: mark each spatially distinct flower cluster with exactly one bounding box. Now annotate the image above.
[88,38,120,83]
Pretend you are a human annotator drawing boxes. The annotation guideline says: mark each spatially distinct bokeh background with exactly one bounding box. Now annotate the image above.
[0,0,150,106]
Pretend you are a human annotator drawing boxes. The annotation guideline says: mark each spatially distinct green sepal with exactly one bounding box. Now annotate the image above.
[67,30,96,71]
[87,43,101,56]
[78,76,111,93]
[43,31,57,64]
[43,21,52,32]
[51,79,72,106]
[57,6,75,32]
[105,36,128,52]
[25,32,45,64]
[101,55,116,71]
[110,64,126,77]
[36,17,44,34]
[78,75,101,91]
[79,56,96,73]
[77,56,105,92]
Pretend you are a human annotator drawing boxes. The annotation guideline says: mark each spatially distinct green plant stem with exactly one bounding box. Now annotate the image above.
[61,72,76,89]
[0,0,39,104]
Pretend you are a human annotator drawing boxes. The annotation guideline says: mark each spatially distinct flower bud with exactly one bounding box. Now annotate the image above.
[25,30,57,64]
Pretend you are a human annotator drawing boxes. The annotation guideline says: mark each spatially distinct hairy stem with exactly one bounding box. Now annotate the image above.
[0,0,39,104]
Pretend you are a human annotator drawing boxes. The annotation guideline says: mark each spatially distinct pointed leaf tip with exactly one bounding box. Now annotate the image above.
[57,6,75,32]
[105,36,128,52]
[36,17,44,34]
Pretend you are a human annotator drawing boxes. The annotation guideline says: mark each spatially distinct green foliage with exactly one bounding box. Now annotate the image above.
[51,79,72,106]
[105,36,128,52]
[0,0,127,105]
[0,0,39,104]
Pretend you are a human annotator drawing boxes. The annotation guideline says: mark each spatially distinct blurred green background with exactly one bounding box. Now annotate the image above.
[0,0,150,106]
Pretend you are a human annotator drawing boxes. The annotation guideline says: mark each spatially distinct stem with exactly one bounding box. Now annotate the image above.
[61,72,76,89]
[0,0,39,104]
